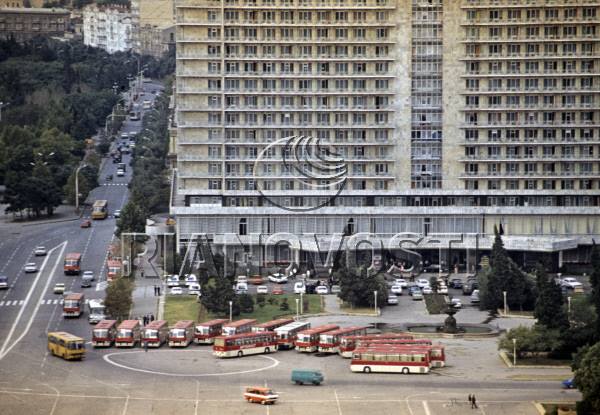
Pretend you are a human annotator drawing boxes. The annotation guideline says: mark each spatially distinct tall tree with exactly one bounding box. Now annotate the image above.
[573,342,600,414]
[482,226,508,311]
[534,262,568,329]
[115,201,147,236]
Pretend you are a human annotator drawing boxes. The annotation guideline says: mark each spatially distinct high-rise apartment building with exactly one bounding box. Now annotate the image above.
[172,0,600,270]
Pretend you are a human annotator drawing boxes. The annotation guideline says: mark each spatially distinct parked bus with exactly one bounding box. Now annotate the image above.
[339,333,415,358]
[318,326,368,354]
[274,321,311,350]
[48,332,85,360]
[168,320,194,347]
[92,320,117,347]
[252,318,294,333]
[213,331,278,358]
[295,324,339,352]
[143,320,169,348]
[355,339,445,367]
[91,200,108,220]
[88,299,106,324]
[63,293,85,318]
[194,319,229,344]
[351,346,431,374]
[115,320,141,347]
[222,319,257,336]
[64,253,82,275]
[107,260,122,281]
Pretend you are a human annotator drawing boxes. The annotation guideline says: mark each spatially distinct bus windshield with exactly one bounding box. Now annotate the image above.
[93,329,108,338]
[196,326,210,335]
[222,327,236,336]
[65,260,79,266]
[214,338,225,347]
[118,329,133,338]
[145,329,158,338]
[321,334,335,343]
[297,333,311,342]
[64,300,79,308]
[170,329,186,338]
[68,342,84,350]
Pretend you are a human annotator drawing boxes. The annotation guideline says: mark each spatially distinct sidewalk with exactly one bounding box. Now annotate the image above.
[130,236,164,321]
[0,203,81,231]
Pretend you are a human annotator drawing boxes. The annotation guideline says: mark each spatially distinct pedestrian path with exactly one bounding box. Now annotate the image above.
[0,299,93,307]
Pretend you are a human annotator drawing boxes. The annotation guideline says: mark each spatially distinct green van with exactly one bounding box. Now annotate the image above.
[291,369,324,385]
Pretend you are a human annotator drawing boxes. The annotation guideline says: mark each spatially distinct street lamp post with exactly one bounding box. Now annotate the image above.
[229,301,233,322]
[295,298,299,320]
[74,164,88,212]
[567,296,572,319]
[503,291,508,315]
[374,290,378,315]
[512,338,517,366]
[300,292,303,315]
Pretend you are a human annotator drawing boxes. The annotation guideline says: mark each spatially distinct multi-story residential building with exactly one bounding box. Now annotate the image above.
[131,0,175,57]
[171,0,600,272]
[0,7,70,42]
[82,4,133,53]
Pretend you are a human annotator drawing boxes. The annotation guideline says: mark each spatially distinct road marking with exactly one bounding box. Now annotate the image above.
[422,401,431,415]
[194,380,200,415]
[0,241,67,360]
[18,300,24,306]
[334,389,343,415]
[0,301,4,306]
[96,281,108,292]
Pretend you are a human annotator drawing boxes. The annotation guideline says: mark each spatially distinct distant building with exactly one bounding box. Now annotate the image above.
[0,0,24,7]
[82,3,132,53]
[0,7,70,42]
[138,23,174,58]
[131,0,174,57]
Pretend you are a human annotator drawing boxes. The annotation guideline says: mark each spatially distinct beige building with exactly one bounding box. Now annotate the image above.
[132,0,175,56]
[171,0,600,269]
[0,7,70,42]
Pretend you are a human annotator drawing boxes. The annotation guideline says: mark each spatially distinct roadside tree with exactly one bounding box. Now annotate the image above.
[573,342,600,414]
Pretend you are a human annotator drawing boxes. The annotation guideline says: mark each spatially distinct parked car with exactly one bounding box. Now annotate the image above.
[416,278,430,288]
[463,281,478,295]
[235,282,248,294]
[560,277,583,289]
[291,369,324,386]
[272,288,284,295]
[114,210,121,218]
[422,285,433,295]
[243,386,278,405]
[166,275,180,287]
[53,283,65,295]
[450,298,462,309]
[184,274,198,286]
[387,294,399,305]
[390,285,403,295]
[394,278,408,288]
[437,285,448,294]
[120,132,129,139]
[470,289,480,303]
[24,263,38,273]
[408,286,421,296]
[34,246,47,256]
[256,285,269,294]
[188,283,201,295]
[268,273,288,284]
[0,275,8,289]
[330,285,341,294]
[249,276,263,285]
[294,282,306,294]
[412,290,424,301]
[80,219,91,228]
[116,169,125,177]
[237,275,248,284]
[315,285,329,295]
[449,278,463,289]
[170,287,183,295]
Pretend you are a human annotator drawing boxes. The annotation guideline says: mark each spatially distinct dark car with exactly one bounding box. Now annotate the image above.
[562,378,575,389]
[80,220,92,228]
[462,281,478,295]
[449,279,463,289]
[408,286,421,296]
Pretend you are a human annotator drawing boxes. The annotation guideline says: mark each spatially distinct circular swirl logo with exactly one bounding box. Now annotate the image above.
[253,136,348,212]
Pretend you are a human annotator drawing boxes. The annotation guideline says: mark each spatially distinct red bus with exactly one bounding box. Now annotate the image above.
[222,319,257,336]
[339,333,414,358]
[252,318,294,333]
[143,320,169,348]
[213,331,278,358]
[92,320,117,347]
[168,320,194,347]
[194,319,229,344]
[63,293,85,318]
[318,326,368,353]
[107,260,122,281]
[295,324,339,352]
[357,339,446,367]
[274,321,311,349]
[351,346,431,374]
[115,320,141,347]
[64,253,82,275]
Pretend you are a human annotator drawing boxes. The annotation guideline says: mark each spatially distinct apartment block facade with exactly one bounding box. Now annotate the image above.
[172,0,600,270]
[83,4,133,53]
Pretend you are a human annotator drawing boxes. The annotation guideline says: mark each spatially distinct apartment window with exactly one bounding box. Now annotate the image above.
[354,11,366,22]
[375,80,388,90]
[507,9,520,20]
[376,28,388,39]
[489,10,499,21]
[208,45,220,56]
[526,9,539,20]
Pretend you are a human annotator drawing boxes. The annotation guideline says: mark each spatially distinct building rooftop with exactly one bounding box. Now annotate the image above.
[0,7,70,14]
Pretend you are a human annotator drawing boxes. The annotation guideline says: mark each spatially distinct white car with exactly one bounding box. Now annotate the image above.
[256,285,269,294]
[390,284,403,295]
[330,285,341,294]
[166,275,180,287]
[34,246,47,256]
[188,283,201,295]
[170,287,183,295]
[394,278,408,288]
[416,278,430,288]
[387,294,399,305]
[315,285,329,295]
[120,132,129,139]
[422,285,433,295]
[184,274,198,286]
[450,298,462,309]
[437,285,448,294]
[24,263,38,273]
[268,273,288,284]
[114,210,121,218]
[235,282,248,294]
[294,282,306,294]
[83,270,95,281]
[560,277,583,289]
[237,275,248,284]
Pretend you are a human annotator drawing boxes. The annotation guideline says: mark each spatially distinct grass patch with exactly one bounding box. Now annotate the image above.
[424,294,448,314]
[164,296,201,322]
[509,374,571,381]
[507,353,572,367]
[339,301,377,315]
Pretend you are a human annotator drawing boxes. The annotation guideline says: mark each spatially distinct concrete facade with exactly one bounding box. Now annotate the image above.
[82,4,133,54]
[132,0,175,56]
[0,7,70,42]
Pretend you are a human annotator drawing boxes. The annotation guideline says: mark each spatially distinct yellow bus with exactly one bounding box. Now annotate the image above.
[47,332,86,360]
[91,200,108,219]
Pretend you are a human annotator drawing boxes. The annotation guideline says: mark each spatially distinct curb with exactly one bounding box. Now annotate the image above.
[497,309,536,319]
[21,215,81,227]
[499,350,572,369]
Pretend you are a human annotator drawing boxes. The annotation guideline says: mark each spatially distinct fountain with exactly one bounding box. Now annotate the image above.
[438,307,464,334]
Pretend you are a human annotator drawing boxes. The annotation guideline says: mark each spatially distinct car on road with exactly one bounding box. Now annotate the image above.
[243,386,278,405]
[294,282,306,294]
[166,275,180,287]
[236,275,248,284]
[394,278,408,288]
[330,285,341,294]
[53,283,65,295]
[315,285,329,295]
[390,284,403,295]
[449,278,463,289]
[268,273,288,284]
[188,283,201,295]
[450,298,462,309]
[437,285,448,294]
[116,169,125,177]
[0,275,8,289]
[470,289,480,303]
[416,278,430,288]
[249,276,263,285]
[235,282,248,294]
[129,143,136,149]
[562,378,576,389]
[422,285,433,295]
[80,220,91,228]
[184,274,198,286]
[408,286,420,296]
[170,287,183,295]
[114,210,121,218]
[34,246,47,256]
[82,270,95,281]
[272,288,284,295]
[387,294,399,305]
[24,263,38,273]
[256,285,269,294]
[412,290,424,301]
[560,277,583,290]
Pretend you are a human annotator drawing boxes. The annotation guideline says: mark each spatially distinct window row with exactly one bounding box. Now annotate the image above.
[465,145,597,159]
[206,78,390,91]
[209,95,390,109]
[465,77,597,91]
[464,111,597,125]
[205,112,390,125]
[206,44,391,58]
[466,7,597,22]
[465,60,596,74]
[207,27,390,40]
[465,42,595,56]
[464,128,596,142]
[207,60,390,74]
[206,128,391,142]
[464,179,599,191]
[209,9,390,23]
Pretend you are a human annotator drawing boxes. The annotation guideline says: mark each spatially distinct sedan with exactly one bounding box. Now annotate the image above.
[449,279,463,289]
[169,287,183,295]
[560,277,583,289]
[184,274,198,286]
[80,220,91,228]
[166,275,180,287]
[437,285,448,294]
[53,283,65,295]
[256,285,269,294]
[34,246,47,256]
[114,210,122,218]
[450,298,462,309]
[390,284,403,295]
[416,278,430,288]
[387,294,399,305]
[188,283,201,295]
[394,278,408,288]
[24,263,38,273]
[422,286,433,295]
[268,273,288,284]
[315,285,329,295]
[408,286,421,296]
[83,270,95,281]
[412,291,424,301]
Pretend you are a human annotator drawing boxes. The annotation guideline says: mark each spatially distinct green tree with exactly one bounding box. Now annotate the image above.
[573,342,600,414]
[104,277,133,321]
[200,276,239,317]
[337,265,388,308]
[534,262,568,330]
[279,298,290,311]
[238,293,254,314]
[115,202,147,236]
[498,325,562,359]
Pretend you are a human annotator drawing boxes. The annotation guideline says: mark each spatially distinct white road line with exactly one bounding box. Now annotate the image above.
[422,401,431,415]
[0,301,4,306]
[334,389,343,415]
[18,300,24,306]
[0,241,67,360]
[194,380,200,415]
[53,299,58,305]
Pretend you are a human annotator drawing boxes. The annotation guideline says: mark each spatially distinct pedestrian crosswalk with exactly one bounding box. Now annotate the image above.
[96,281,108,291]
[102,183,128,186]
[0,298,93,307]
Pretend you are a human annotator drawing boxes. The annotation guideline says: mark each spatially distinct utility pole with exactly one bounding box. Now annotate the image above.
[75,164,88,212]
